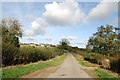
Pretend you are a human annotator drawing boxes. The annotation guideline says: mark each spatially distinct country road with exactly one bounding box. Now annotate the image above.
[22,53,91,78]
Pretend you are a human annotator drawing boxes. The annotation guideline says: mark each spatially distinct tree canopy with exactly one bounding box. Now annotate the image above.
[86,25,120,56]
[1,18,23,66]
[59,38,70,50]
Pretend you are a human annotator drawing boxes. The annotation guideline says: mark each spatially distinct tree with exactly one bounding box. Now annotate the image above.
[59,38,70,50]
[1,18,22,66]
[86,25,120,56]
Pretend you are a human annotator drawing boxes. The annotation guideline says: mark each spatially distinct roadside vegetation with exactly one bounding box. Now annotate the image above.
[73,53,118,78]
[86,25,120,73]
[1,18,67,78]
[1,17,120,78]
[87,25,120,56]
[18,45,64,64]
[94,68,117,78]
[73,53,96,67]
[1,18,65,67]
[71,25,120,78]
[2,54,67,78]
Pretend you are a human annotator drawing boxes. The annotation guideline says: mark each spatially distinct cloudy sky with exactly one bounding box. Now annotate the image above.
[2,0,118,48]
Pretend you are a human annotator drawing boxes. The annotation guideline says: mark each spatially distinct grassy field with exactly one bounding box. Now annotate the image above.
[72,53,118,78]
[2,53,67,78]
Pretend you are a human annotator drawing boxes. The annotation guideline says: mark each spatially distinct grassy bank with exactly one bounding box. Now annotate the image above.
[72,53,118,78]
[73,53,96,67]
[2,53,67,78]
[93,68,117,78]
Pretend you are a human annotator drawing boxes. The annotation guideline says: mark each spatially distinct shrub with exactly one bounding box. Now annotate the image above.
[110,55,120,73]
[16,45,65,65]
[1,18,22,66]
[2,42,19,66]
[82,53,105,65]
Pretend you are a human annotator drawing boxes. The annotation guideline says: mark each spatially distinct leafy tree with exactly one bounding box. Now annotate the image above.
[1,18,22,66]
[59,38,70,50]
[86,25,120,56]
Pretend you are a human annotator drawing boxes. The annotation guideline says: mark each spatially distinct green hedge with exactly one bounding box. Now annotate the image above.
[81,52,105,65]
[3,45,64,66]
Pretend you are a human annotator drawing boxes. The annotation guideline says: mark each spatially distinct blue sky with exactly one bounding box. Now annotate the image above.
[2,0,118,48]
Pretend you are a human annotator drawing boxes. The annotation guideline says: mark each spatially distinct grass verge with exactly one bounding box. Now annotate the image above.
[2,53,67,78]
[73,53,119,78]
[94,68,118,78]
[72,53,96,67]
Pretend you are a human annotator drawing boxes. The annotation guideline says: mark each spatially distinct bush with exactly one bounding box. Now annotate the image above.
[1,18,22,66]
[15,45,65,65]
[2,42,19,66]
[2,44,65,67]
[110,55,120,73]
[82,53,105,65]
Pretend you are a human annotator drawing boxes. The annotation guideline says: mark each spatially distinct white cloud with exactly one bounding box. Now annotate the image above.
[24,18,49,36]
[24,0,118,37]
[24,0,84,36]
[76,40,88,45]
[25,37,34,41]
[63,36,78,40]
[84,1,118,23]
[43,0,85,26]
[25,14,36,21]
[24,30,33,36]
[44,37,52,41]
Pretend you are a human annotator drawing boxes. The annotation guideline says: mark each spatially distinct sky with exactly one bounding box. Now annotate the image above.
[1,0,118,48]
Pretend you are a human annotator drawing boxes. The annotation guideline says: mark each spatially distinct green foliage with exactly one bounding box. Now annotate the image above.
[109,55,120,73]
[2,42,19,66]
[73,48,105,65]
[87,25,120,56]
[73,53,95,67]
[2,54,67,78]
[82,53,105,65]
[1,18,23,66]
[1,18,64,67]
[69,47,87,54]
[86,25,120,74]
[73,53,118,78]
[58,38,70,50]
[14,45,64,65]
